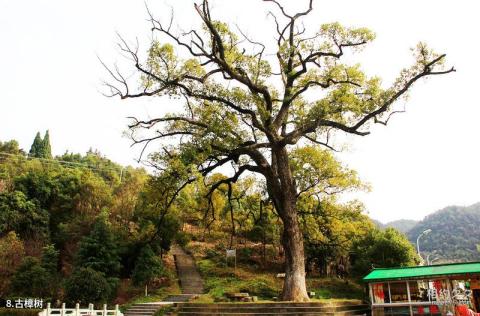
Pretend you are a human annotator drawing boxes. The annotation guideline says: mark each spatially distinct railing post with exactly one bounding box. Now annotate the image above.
[61,303,66,316]
[75,303,80,316]
[103,304,107,316]
[89,303,94,315]
[115,304,119,316]
[47,302,51,316]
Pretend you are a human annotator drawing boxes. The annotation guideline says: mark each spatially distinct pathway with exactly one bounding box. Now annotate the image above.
[124,245,204,316]
[170,244,204,295]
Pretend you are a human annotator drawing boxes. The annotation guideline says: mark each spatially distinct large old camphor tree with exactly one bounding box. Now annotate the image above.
[105,0,454,301]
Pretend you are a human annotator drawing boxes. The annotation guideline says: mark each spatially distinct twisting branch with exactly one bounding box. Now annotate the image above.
[194,0,275,115]
[263,0,292,19]
[350,54,455,131]
[281,54,455,145]
[205,165,263,198]
[304,135,339,152]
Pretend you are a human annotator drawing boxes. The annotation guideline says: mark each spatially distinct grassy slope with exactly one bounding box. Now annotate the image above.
[185,240,364,303]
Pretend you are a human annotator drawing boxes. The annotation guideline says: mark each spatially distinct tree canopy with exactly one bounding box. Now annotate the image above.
[0,135,165,301]
[351,227,419,276]
[105,0,453,301]
[28,131,52,159]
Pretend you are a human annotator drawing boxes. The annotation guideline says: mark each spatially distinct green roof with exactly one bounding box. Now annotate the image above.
[363,262,480,282]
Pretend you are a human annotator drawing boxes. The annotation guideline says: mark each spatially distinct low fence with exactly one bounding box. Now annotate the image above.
[38,303,123,316]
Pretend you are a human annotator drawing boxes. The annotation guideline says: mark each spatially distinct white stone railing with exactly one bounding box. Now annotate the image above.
[38,303,123,316]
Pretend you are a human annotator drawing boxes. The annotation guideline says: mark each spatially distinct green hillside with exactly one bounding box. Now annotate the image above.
[385,219,418,234]
[407,203,480,262]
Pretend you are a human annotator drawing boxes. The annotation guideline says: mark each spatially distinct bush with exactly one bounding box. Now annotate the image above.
[0,232,25,294]
[132,245,165,286]
[204,277,237,301]
[197,259,217,277]
[205,248,221,260]
[75,216,121,277]
[238,278,278,298]
[9,257,50,297]
[213,241,227,252]
[203,276,279,301]
[175,231,191,248]
[64,267,112,304]
[237,248,253,260]
[307,277,364,300]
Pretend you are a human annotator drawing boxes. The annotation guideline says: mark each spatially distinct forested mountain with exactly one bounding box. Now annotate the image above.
[385,219,418,234]
[0,135,181,302]
[372,219,385,229]
[407,203,480,262]
[373,219,418,234]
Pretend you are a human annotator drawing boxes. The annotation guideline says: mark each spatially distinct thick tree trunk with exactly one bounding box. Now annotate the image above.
[280,206,309,301]
[271,147,310,302]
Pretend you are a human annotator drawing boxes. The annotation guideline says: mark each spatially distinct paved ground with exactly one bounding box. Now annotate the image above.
[175,302,371,315]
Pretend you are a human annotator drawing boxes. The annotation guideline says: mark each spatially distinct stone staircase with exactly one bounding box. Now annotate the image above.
[171,245,204,295]
[174,302,371,316]
[124,245,204,316]
[124,302,170,316]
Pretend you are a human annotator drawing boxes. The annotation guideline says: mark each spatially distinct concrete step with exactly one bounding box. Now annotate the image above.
[177,303,367,308]
[164,294,198,302]
[175,303,370,316]
[124,302,168,316]
[177,306,369,311]
[176,311,371,316]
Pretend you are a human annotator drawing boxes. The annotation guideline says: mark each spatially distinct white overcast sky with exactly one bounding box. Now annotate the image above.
[1,0,479,223]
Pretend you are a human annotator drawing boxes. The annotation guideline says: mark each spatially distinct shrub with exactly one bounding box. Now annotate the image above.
[205,248,220,260]
[9,257,49,297]
[197,259,217,277]
[237,248,255,264]
[0,232,25,295]
[132,245,165,286]
[76,216,121,277]
[238,278,278,298]
[64,267,112,304]
[175,231,191,247]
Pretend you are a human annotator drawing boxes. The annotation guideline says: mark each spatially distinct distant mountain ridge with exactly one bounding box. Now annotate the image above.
[373,219,418,234]
[387,219,418,234]
[374,203,480,262]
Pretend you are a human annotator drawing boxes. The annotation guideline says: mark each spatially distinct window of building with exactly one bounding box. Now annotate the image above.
[390,282,409,303]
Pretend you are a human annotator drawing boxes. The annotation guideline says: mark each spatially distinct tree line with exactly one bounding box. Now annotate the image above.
[0,136,174,304]
[0,134,419,304]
